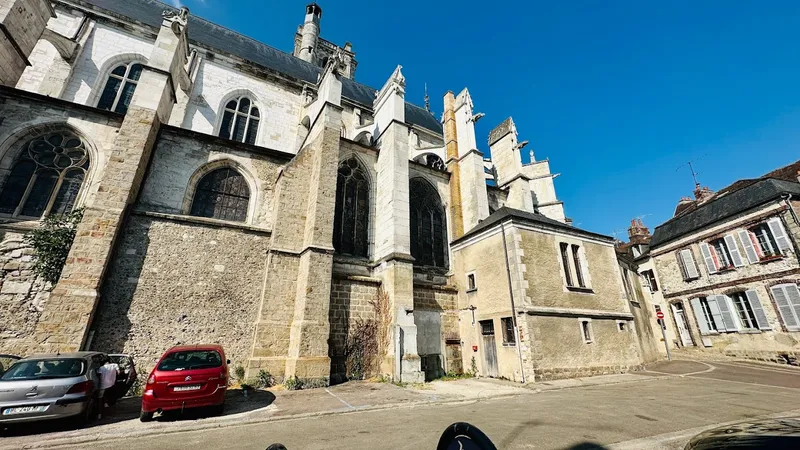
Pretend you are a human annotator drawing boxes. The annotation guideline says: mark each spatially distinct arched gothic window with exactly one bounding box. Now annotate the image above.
[219,96,260,145]
[97,62,143,114]
[0,131,89,218]
[189,168,250,222]
[423,154,446,171]
[410,178,448,268]
[333,156,369,257]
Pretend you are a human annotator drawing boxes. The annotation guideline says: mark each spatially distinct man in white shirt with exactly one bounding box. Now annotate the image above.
[96,361,119,419]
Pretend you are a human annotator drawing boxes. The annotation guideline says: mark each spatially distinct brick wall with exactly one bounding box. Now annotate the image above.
[91,213,269,379]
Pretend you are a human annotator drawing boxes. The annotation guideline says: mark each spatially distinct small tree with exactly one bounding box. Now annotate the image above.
[24,209,84,287]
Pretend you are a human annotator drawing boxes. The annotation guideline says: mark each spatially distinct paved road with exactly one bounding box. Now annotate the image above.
[46,360,799,450]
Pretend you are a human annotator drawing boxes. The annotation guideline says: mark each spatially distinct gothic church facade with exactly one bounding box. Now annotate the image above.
[0,0,649,383]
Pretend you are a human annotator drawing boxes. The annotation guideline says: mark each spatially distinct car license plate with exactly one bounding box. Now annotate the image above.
[174,384,201,392]
[3,405,48,415]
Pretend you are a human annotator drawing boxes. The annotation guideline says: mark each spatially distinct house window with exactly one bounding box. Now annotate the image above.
[0,132,89,218]
[701,237,744,273]
[571,245,586,288]
[642,270,658,292]
[730,292,758,330]
[501,317,516,345]
[617,321,628,332]
[219,96,260,145]
[409,178,448,268]
[333,156,369,257]
[466,273,477,291]
[560,243,573,287]
[189,168,249,222]
[770,284,800,332]
[97,62,143,114]
[748,223,787,260]
[677,249,700,280]
[579,319,593,343]
[699,297,719,332]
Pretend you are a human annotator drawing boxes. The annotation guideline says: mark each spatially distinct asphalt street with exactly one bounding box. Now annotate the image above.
[43,360,800,450]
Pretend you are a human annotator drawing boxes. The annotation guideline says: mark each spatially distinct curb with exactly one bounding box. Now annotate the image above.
[10,374,670,449]
[11,396,484,450]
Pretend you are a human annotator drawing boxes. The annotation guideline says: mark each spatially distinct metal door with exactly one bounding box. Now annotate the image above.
[480,320,499,377]
[671,303,695,347]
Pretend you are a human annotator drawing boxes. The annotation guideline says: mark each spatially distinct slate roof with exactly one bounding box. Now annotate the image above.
[451,206,614,246]
[650,178,800,248]
[75,0,442,134]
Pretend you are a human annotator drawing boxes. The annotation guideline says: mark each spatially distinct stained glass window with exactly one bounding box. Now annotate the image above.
[0,132,89,217]
[333,156,369,257]
[409,178,448,268]
[97,62,143,114]
[219,96,260,145]
[189,168,250,222]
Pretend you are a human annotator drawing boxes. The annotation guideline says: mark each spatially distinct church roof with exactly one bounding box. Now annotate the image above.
[650,178,800,248]
[452,207,615,246]
[75,0,442,134]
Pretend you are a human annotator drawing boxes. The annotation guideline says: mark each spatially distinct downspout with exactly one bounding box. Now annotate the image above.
[501,221,526,383]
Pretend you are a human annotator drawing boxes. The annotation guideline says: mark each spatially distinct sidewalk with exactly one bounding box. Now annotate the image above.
[0,373,662,450]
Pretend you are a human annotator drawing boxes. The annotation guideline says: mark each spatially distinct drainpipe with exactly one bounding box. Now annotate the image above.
[501,221,526,383]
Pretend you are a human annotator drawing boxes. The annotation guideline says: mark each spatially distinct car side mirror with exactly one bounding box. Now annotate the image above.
[226,359,231,365]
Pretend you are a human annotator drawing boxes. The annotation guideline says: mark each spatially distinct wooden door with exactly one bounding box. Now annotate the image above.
[480,320,499,377]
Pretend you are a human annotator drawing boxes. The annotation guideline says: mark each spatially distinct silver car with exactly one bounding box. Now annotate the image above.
[0,352,106,425]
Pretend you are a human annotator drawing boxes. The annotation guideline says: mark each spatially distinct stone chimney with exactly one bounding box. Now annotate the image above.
[693,183,715,204]
[628,219,651,245]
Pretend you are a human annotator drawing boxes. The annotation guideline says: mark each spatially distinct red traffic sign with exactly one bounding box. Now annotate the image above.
[656,311,665,320]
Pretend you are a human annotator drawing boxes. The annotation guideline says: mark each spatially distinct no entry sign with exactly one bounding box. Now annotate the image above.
[656,311,665,320]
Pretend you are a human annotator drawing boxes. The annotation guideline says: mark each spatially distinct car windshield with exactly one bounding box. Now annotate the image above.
[0,359,86,381]
[157,350,222,371]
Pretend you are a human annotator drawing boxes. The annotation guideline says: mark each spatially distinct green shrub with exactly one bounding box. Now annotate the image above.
[284,376,301,391]
[257,369,275,388]
[234,365,246,383]
[24,209,83,286]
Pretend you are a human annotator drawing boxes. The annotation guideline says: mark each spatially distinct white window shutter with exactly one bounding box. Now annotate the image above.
[680,249,699,279]
[690,298,710,335]
[738,230,759,264]
[744,289,771,330]
[715,295,739,331]
[779,284,800,331]
[771,285,800,331]
[699,243,718,274]
[724,235,744,267]
[768,218,792,252]
[707,297,726,332]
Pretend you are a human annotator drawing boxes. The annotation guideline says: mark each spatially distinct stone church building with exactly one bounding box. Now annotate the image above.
[0,0,650,383]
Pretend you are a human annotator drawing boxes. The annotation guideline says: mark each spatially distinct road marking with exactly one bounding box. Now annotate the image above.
[643,360,715,376]
[608,408,800,450]
[324,388,355,409]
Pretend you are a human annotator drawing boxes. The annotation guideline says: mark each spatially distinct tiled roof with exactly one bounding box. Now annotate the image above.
[651,178,800,248]
[452,207,614,246]
[73,0,443,134]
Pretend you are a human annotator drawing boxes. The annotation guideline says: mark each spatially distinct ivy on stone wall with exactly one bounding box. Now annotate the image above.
[345,288,391,380]
[24,208,84,287]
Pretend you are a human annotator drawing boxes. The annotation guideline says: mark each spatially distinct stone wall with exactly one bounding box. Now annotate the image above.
[414,284,460,378]
[136,128,290,229]
[0,229,49,355]
[90,213,269,378]
[524,315,641,381]
[328,276,381,383]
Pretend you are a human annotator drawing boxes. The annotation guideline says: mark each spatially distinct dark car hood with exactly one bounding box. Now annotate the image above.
[686,417,800,449]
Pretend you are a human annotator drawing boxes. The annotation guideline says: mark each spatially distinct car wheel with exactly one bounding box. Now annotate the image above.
[75,398,96,428]
[139,409,154,422]
[212,402,225,416]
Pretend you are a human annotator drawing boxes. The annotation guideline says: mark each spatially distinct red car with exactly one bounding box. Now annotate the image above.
[140,345,230,422]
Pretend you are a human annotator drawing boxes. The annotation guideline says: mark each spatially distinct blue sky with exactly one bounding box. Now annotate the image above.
[174,0,800,239]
